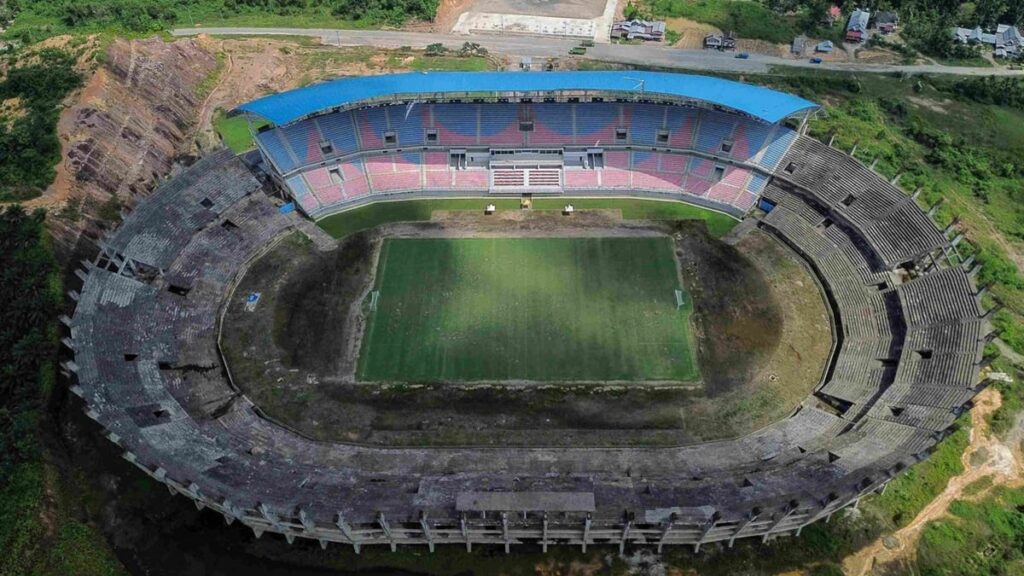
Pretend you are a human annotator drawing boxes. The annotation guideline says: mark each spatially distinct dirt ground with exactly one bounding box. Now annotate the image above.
[842,385,1024,575]
[220,209,830,447]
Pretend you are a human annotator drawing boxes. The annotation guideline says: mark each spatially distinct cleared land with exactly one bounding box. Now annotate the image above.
[359,236,698,382]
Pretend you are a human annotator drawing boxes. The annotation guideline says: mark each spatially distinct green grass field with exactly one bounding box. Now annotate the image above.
[213,111,268,153]
[358,237,698,382]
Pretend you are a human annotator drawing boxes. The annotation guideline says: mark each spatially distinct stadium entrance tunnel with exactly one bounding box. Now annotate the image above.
[219,204,832,447]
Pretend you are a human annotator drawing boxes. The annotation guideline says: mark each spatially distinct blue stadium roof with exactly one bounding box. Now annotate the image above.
[237,71,818,126]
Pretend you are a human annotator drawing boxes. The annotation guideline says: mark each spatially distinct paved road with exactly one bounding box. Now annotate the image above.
[172,26,1024,76]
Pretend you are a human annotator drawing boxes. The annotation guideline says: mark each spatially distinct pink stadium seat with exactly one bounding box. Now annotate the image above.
[340,160,365,180]
[683,177,711,197]
[660,153,689,174]
[304,168,332,190]
[632,151,659,171]
[316,184,345,206]
[564,170,600,189]
[424,152,449,170]
[605,151,630,169]
[394,153,422,172]
[425,170,452,189]
[453,170,488,189]
[722,167,750,187]
[365,156,395,175]
[733,191,757,211]
[668,108,698,149]
[601,168,631,188]
[356,110,385,149]
[343,177,371,199]
[373,172,422,192]
[689,159,714,179]
[632,170,678,191]
[707,182,743,204]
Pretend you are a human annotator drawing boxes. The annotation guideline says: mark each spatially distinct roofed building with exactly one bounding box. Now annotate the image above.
[875,11,899,34]
[953,23,1023,58]
[846,9,870,42]
[611,19,666,41]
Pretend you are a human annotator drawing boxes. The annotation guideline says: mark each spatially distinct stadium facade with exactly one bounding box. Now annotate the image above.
[64,72,987,553]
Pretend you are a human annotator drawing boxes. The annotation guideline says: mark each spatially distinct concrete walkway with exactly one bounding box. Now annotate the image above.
[172,26,1024,77]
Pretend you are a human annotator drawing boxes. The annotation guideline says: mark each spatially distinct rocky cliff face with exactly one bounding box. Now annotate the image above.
[47,37,217,257]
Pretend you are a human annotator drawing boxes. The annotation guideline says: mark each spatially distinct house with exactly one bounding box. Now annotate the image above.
[953,23,1023,57]
[816,40,835,53]
[875,11,899,34]
[846,9,870,42]
[703,32,736,50]
[610,20,666,41]
[792,36,807,55]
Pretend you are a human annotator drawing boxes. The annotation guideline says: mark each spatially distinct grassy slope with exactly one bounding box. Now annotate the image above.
[213,112,268,153]
[643,0,798,44]
[360,237,697,381]
[316,198,738,239]
[915,485,1024,575]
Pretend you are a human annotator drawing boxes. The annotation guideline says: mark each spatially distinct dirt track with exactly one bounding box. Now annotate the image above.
[842,385,1024,575]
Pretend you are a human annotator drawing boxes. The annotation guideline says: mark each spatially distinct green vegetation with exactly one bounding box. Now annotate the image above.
[644,0,797,43]
[0,206,126,576]
[360,237,698,382]
[742,70,1024,360]
[213,110,266,153]
[4,0,439,38]
[916,486,1024,575]
[316,198,737,239]
[861,416,970,528]
[0,48,83,201]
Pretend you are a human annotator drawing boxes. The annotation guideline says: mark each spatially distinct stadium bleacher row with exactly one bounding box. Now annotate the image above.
[775,136,946,268]
[284,150,766,217]
[255,102,796,176]
[759,182,982,436]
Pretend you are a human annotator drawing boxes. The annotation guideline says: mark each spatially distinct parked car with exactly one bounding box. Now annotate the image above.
[809,57,823,64]
[735,52,750,59]
[569,47,587,55]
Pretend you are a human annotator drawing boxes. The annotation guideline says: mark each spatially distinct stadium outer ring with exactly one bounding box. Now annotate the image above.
[64,76,986,553]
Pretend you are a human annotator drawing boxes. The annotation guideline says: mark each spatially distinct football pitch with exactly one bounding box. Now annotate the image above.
[358,237,699,382]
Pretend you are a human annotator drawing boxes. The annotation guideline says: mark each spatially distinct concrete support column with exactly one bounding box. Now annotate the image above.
[460,514,471,552]
[541,513,549,553]
[378,512,396,552]
[335,512,361,554]
[762,503,797,544]
[728,510,760,548]
[501,512,510,554]
[619,519,632,554]
[582,514,592,553]
[419,512,435,553]
[657,514,677,553]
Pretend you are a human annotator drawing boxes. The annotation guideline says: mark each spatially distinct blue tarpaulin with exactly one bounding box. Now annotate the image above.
[238,71,818,126]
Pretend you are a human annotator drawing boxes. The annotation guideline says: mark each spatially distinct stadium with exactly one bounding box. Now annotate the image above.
[65,70,987,552]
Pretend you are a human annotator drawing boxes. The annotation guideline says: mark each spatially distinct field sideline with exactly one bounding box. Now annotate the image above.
[316,198,739,239]
[358,237,699,383]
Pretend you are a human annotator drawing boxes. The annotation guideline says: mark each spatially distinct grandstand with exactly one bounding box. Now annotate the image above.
[239,71,806,218]
[63,72,988,553]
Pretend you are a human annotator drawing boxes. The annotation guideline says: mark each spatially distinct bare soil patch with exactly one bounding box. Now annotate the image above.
[221,211,830,447]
